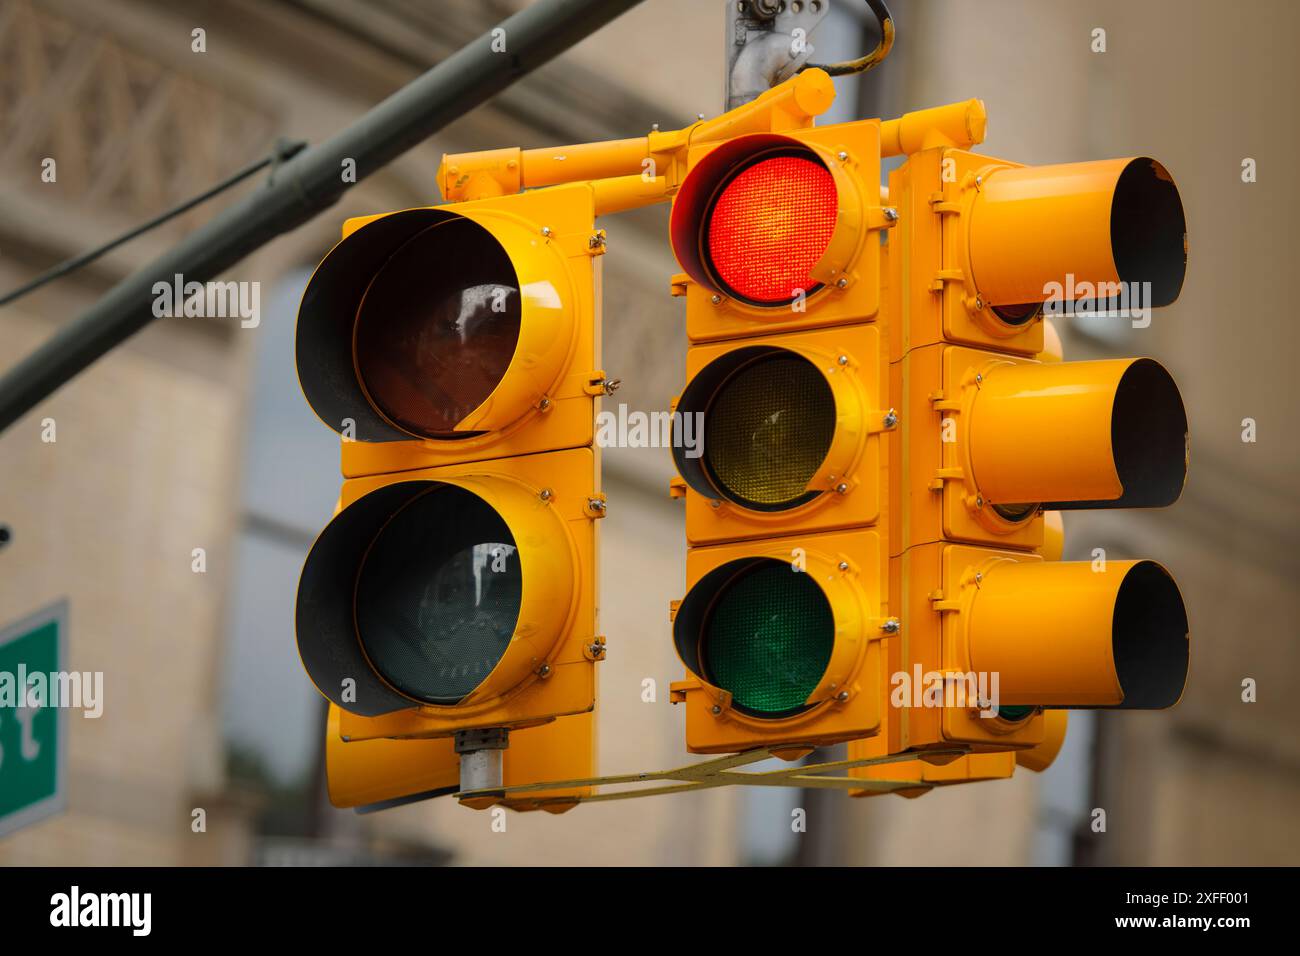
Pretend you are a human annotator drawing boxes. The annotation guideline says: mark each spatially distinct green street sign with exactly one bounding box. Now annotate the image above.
[0,600,68,838]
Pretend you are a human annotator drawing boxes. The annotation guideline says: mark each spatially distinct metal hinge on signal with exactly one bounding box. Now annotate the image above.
[584,372,620,396]
[930,269,964,292]
[929,590,962,613]
[929,390,962,413]
[929,466,964,492]
[669,677,700,704]
[928,191,962,215]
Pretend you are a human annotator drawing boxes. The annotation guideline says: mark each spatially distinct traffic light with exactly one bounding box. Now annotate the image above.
[880,109,1192,760]
[666,110,901,755]
[293,184,608,806]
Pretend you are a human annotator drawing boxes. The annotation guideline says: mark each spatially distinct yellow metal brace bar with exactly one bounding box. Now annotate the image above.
[438,67,840,209]
[438,82,986,221]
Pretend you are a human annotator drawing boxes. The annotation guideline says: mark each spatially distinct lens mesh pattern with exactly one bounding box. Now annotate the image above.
[355,486,521,704]
[703,563,834,716]
[354,219,521,438]
[705,154,837,304]
[704,354,835,509]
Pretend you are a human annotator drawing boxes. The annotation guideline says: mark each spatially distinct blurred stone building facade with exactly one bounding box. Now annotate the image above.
[0,0,1295,866]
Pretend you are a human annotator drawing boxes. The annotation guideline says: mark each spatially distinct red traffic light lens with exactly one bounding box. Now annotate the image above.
[704,152,837,306]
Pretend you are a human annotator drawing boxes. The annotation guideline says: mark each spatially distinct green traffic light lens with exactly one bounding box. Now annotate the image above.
[703,353,835,511]
[354,485,521,705]
[701,561,834,718]
[353,218,521,439]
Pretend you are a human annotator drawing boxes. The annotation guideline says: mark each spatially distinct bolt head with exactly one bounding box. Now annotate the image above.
[836,482,849,494]
[836,277,849,289]
[883,207,899,221]
[836,691,850,701]
[883,409,898,428]
[710,293,722,304]
[541,226,552,237]
[838,561,850,571]
[710,705,722,715]
[540,488,554,502]
[975,373,983,384]
[837,354,849,366]
[837,150,849,161]
[975,496,984,508]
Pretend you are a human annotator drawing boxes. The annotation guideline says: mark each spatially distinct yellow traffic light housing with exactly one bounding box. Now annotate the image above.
[325,705,595,814]
[665,106,897,755]
[888,146,1185,361]
[883,120,1192,762]
[669,120,885,342]
[848,704,1069,799]
[298,446,599,737]
[671,323,887,546]
[903,345,1188,551]
[297,184,603,469]
[670,528,885,754]
[294,183,608,807]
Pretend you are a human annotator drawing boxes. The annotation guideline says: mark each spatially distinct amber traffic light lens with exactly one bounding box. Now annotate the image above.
[704,152,837,305]
[354,485,521,705]
[702,561,834,717]
[703,353,835,510]
[353,219,521,439]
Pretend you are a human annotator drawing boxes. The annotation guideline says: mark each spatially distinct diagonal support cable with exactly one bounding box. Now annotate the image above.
[457,746,971,808]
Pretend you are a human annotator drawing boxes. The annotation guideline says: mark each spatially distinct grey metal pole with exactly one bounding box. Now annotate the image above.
[0,0,645,434]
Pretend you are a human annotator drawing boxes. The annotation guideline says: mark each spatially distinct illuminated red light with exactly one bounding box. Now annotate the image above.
[705,153,838,305]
